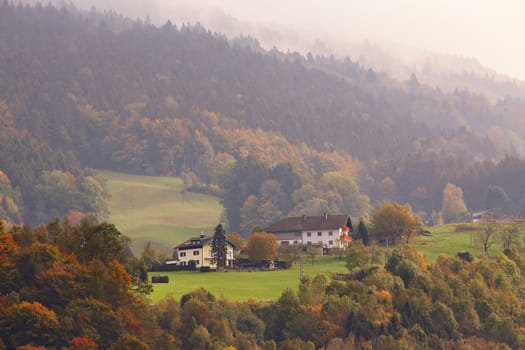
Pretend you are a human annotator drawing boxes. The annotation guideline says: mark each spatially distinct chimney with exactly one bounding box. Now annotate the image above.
[303,214,307,221]
[324,213,328,221]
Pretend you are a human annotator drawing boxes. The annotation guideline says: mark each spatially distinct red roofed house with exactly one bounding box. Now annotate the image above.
[264,214,353,249]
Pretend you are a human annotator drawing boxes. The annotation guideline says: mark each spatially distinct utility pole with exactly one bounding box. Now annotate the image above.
[299,242,304,281]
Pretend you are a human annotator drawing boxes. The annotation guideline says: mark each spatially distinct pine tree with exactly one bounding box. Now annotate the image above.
[211,224,227,270]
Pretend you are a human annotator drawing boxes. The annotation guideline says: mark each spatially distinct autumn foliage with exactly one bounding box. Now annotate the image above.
[0,220,157,349]
[63,337,98,350]
[3,2,525,349]
[246,231,278,262]
[2,217,525,348]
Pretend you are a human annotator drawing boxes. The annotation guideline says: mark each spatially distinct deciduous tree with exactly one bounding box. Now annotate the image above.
[372,203,423,244]
[79,222,128,264]
[0,230,19,293]
[226,232,246,252]
[477,223,499,257]
[246,231,277,263]
[109,334,151,350]
[2,301,59,348]
[502,222,520,251]
[345,242,372,271]
[441,183,468,223]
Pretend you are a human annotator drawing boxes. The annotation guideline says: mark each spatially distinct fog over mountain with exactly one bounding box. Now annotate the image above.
[15,0,525,80]
[16,0,525,101]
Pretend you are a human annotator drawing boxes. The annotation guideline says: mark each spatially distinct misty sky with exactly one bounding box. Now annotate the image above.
[66,0,525,80]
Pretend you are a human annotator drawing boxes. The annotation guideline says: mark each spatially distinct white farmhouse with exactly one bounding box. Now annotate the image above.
[264,214,353,249]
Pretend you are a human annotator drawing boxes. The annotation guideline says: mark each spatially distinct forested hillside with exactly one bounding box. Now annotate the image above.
[3,220,525,349]
[1,2,525,229]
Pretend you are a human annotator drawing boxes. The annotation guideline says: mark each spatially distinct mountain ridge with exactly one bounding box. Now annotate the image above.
[2,2,525,227]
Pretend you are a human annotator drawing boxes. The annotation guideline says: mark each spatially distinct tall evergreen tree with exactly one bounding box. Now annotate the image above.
[211,224,227,270]
[358,220,370,246]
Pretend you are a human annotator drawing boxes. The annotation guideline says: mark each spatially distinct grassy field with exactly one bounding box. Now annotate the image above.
[98,170,525,303]
[411,223,520,263]
[147,220,523,303]
[147,255,348,303]
[97,170,223,255]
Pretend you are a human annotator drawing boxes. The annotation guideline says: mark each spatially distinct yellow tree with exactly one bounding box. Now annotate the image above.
[2,301,59,348]
[372,203,423,244]
[246,231,277,263]
[441,183,468,223]
[226,232,246,252]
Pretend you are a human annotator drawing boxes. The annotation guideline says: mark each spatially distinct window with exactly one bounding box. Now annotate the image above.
[193,250,200,256]
[329,240,333,246]
[293,240,298,244]
[196,261,199,265]
[180,252,186,257]
[307,241,312,245]
[307,232,311,237]
[329,231,333,236]
[317,231,322,236]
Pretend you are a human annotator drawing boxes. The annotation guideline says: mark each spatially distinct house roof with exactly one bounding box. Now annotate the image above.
[265,214,351,233]
[174,236,210,250]
[174,236,237,250]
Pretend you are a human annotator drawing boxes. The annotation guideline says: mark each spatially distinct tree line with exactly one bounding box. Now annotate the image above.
[2,217,525,349]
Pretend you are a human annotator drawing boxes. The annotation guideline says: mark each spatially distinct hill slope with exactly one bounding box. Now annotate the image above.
[99,170,222,255]
[2,3,525,226]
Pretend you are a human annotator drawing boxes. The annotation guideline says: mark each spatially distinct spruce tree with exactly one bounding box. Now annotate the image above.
[358,220,369,246]
[211,224,227,269]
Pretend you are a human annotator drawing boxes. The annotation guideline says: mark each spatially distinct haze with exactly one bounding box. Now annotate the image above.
[32,0,525,81]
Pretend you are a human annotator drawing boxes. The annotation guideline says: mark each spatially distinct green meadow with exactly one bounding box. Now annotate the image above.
[148,222,525,303]
[97,170,223,255]
[147,255,348,303]
[98,170,525,302]
[411,223,521,263]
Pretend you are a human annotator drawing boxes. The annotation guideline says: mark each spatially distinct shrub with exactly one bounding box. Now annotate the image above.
[188,260,197,271]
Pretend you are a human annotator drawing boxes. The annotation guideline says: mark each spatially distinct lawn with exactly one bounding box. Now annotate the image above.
[97,170,223,255]
[147,255,348,303]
